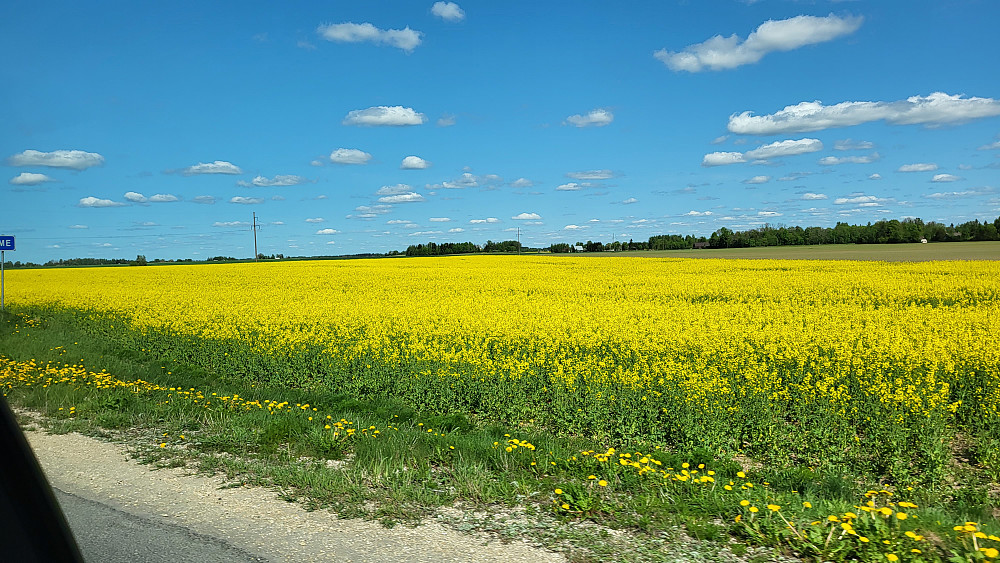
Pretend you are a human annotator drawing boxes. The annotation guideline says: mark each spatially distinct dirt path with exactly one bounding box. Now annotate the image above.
[26,429,565,563]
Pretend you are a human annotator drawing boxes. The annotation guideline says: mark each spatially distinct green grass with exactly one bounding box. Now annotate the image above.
[2,309,998,562]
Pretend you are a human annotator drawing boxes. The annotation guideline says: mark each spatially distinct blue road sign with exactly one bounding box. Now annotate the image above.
[0,236,14,251]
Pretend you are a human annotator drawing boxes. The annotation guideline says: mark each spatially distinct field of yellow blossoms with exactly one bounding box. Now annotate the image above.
[5,255,999,483]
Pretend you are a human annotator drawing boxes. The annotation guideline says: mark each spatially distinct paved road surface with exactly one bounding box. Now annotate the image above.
[54,487,265,563]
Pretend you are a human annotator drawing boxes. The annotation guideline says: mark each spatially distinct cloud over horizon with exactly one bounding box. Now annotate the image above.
[728,92,1000,135]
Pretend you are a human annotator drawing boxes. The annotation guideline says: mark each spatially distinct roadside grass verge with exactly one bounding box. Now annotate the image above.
[2,310,998,563]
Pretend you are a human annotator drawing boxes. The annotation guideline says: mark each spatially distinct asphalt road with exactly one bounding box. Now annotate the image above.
[54,487,266,563]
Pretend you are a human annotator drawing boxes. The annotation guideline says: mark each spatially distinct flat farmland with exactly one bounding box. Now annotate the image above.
[3,254,999,562]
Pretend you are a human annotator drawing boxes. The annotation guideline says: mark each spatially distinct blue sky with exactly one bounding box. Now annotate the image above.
[2,0,999,262]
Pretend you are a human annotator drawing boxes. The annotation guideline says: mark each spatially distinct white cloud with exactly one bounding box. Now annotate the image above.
[684,210,713,216]
[241,175,308,187]
[898,163,938,172]
[556,182,582,191]
[729,92,1000,135]
[68,224,88,229]
[711,135,729,145]
[192,195,216,204]
[565,108,614,128]
[742,175,771,184]
[182,161,242,175]
[149,193,180,202]
[9,172,55,185]
[566,169,615,180]
[510,178,534,188]
[702,151,746,166]
[271,195,285,201]
[469,217,500,224]
[922,187,995,199]
[124,191,147,203]
[316,228,340,235]
[317,22,422,52]
[213,221,250,228]
[758,211,782,217]
[378,192,425,203]
[330,148,372,164]
[376,183,414,196]
[744,138,822,160]
[78,196,126,208]
[429,217,451,222]
[704,139,820,166]
[448,227,465,233]
[230,196,264,204]
[410,230,443,236]
[564,224,587,230]
[305,217,325,223]
[622,197,638,204]
[353,204,392,216]
[931,174,962,182]
[801,192,828,200]
[819,152,880,165]
[868,173,882,180]
[428,172,481,189]
[512,212,541,220]
[978,140,1000,150]
[401,156,431,169]
[431,2,465,22]
[343,106,426,126]
[437,114,456,127]
[834,139,875,151]
[9,149,104,170]
[655,14,863,72]
[386,219,410,225]
[833,194,887,205]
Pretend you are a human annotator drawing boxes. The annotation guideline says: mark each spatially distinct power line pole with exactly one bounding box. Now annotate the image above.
[252,212,259,262]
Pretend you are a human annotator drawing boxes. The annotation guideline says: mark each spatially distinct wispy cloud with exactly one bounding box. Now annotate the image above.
[655,14,862,72]
[729,93,1000,135]
[329,148,372,164]
[704,138,821,166]
[239,175,309,187]
[898,163,938,172]
[819,152,880,165]
[181,161,242,175]
[317,22,422,52]
[230,196,264,204]
[9,149,104,170]
[9,172,55,185]
[343,106,426,126]
[78,196,126,208]
[566,169,616,180]
[564,108,614,128]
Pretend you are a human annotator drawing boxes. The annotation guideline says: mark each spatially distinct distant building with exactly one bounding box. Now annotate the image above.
[693,242,710,249]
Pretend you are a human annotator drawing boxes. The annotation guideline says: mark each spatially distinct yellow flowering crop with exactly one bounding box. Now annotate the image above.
[4,256,998,480]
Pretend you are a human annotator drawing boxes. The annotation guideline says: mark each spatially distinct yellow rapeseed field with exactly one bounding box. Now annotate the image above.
[6,256,999,477]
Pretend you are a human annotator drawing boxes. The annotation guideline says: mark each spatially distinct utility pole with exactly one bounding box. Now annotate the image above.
[252,212,259,262]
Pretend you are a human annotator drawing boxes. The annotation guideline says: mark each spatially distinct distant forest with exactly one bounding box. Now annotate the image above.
[405,215,1000,256]
[4,216,998,268]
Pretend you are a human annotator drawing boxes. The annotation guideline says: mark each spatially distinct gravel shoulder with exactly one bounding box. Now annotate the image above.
[26,429,565,563]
